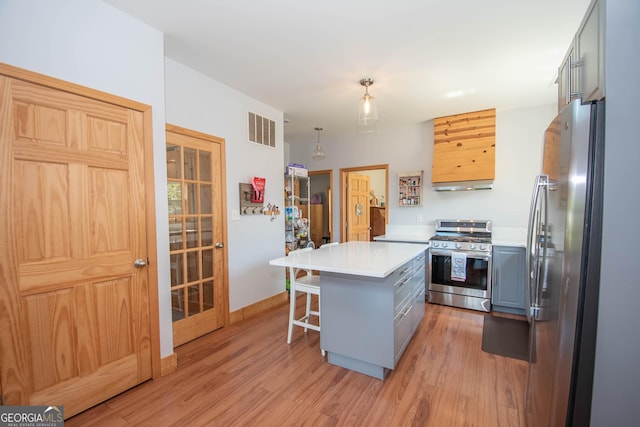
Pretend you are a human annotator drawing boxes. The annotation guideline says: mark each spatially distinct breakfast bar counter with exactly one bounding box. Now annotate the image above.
[270,241,428,379]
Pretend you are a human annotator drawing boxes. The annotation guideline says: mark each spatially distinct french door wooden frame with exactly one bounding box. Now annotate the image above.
[165,124,229,347]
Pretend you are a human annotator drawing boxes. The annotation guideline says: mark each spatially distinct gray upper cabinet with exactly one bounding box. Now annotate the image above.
[558,0,605,111]
[557,41,578,109]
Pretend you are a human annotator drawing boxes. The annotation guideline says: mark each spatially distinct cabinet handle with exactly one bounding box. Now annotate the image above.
[401,305,413,317]
[566,54,583,104]
[565,55,572,105]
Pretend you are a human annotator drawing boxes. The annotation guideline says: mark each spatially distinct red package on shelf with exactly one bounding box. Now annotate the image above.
[251,177,265,203]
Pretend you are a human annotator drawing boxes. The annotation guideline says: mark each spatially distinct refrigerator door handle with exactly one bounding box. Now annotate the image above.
[526,174,549,322]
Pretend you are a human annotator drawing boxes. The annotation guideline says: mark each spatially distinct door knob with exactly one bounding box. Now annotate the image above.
[134,258,147,268]
[215,242,224,249]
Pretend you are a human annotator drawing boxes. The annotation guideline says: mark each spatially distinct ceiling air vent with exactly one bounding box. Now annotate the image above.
[248,112,276,148]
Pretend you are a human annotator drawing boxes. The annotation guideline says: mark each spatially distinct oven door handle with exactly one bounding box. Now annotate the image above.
[429,249,491,261]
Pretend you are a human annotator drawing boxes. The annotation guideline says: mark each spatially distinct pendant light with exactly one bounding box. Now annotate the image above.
[357,78,379,132]
[311,127,326,160]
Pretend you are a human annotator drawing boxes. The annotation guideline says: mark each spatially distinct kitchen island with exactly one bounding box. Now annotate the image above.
[269,241,428,379]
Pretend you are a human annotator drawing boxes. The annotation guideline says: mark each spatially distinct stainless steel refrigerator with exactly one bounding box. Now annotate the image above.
[525,99,604,426]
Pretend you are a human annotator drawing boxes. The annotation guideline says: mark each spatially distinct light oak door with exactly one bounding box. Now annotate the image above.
[346,173,371,241]
[166,125,227,347]
[0,73,154,417]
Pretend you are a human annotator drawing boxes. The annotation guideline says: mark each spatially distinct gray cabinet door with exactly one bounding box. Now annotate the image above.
[576,0,604,102]
[557,0,604,111]
[491,246,526,314]
[558,40,578,111]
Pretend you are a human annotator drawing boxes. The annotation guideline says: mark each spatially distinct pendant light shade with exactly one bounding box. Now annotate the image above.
[357,78,379,132]
[311,127,326,160]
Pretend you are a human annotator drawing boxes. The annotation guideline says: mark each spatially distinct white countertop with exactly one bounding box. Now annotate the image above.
[373,235,431,244]
[373,224,527,247]
[491,227,527,247]
[373,224,433,244]
[269,241,428,278]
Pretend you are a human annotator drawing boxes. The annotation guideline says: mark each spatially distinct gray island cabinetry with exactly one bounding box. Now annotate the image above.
[269,241,427,380]
[322,249,425,379]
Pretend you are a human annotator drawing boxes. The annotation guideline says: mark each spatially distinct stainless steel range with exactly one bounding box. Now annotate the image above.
[428,219,492,312]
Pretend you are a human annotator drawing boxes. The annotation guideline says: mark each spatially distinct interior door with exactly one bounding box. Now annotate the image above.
[346,173,370,241]
[166,125,227,347]
[0,73,153,417]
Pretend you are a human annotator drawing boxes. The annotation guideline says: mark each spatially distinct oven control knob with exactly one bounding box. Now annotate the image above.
[432,242,439,248]
[470,244,476,250]
[479,244,486,250]
[455,243,462,249]
[442,242,448,248]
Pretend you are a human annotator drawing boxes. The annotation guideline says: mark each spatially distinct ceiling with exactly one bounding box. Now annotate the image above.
[104,0,590,143]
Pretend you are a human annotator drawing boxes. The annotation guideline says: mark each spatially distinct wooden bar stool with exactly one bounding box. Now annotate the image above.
[287,247,324,356]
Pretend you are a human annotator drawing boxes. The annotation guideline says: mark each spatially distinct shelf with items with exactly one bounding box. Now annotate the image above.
[284,173,311,252]
[398,171,423,206]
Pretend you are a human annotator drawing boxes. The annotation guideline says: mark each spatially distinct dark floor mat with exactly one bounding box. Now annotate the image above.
[481,315,529,361]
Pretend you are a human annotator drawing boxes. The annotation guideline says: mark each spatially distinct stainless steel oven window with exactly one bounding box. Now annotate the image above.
[429,250,492,292]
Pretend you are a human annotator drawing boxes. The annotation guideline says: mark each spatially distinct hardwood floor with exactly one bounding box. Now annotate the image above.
[66,299,528,426]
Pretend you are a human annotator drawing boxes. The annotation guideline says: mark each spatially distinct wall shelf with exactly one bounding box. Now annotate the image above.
[398,171,423,206]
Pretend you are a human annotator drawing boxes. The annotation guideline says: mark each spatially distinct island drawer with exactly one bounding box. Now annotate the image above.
[394,263,414,313]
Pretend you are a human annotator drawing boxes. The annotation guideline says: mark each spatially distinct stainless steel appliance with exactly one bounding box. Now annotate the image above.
[428,219,492,312]
[525,99,604,426]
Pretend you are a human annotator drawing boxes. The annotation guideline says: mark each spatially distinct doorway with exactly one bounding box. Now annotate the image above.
[340,165,389,242]
[308,169,333,245]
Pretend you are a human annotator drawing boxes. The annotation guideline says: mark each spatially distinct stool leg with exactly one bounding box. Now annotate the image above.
[319,295,325,357]
[304,292,312,333]
[287,289,295,344]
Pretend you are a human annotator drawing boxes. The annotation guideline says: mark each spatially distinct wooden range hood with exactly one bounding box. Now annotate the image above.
[432,108,496,191]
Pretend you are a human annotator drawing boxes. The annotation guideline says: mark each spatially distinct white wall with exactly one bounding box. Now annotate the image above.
[0,0,289,359]
[0,0,174,357]
[164,59,286,312]
[359,169,387,205]
[293,104,557,239]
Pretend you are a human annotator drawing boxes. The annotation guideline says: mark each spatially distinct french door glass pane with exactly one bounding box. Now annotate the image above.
[188,284,200,316]
[186,217,198,249]
[169,218,183,251]
[201,217,213,247]
[172,288,185,321]
[184,148,197,180]
[170,253,184,286]
[203,281,214,311]
[187,250,199,283]
[202,249,213,279]
[200,184,212,214]
[200,151,211,182]
[167,181,182,215]
[166,145,181,179]
[185,183,197,214]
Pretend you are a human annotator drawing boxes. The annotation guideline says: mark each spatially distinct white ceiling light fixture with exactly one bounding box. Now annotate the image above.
[311,127,326,160]
[357,78,379,132]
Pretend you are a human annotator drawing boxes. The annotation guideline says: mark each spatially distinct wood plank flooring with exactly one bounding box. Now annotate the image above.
[66,299,528,426]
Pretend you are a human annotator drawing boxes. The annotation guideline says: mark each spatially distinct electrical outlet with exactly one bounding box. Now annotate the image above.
[231,209,241,221]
